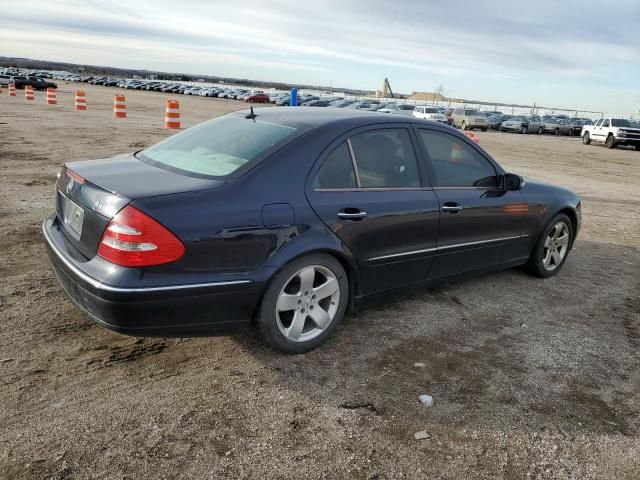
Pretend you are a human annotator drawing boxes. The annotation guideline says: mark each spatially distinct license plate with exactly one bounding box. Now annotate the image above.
[60,193,84,239]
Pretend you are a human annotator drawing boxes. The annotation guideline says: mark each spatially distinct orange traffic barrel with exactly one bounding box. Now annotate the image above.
[464,132,480,144]
[24,85,35,101]
[46,87,57,105]
[164,100,180,129]
[8,82,16,97]
[75,91,87,110]
[113,94,126,118]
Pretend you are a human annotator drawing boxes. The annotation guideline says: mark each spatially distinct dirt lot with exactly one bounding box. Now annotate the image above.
[1,83,638,480]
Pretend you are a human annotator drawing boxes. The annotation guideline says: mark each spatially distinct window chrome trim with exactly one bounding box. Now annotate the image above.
[346,138,361,188]
[366,235,529,261]
[42,220,252,293]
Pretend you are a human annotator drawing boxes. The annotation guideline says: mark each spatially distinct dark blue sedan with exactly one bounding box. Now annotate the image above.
[43,108,581,352]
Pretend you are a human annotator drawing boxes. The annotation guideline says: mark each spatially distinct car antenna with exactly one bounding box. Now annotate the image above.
[245,106,257,120]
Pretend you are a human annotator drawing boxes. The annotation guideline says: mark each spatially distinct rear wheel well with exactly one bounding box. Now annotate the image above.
[253,249,359,322]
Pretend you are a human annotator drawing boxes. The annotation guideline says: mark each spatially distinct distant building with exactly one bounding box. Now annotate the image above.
[408,91,448,102]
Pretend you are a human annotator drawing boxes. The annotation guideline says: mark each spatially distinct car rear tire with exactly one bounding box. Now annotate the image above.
[525,213,573,278]
[582,132,591,144]
[255,253,349,353]
[521,126,527,134]
[635,145,640,151]
[554,128,560,136]
[537,127,544,135]
[482,128,488,132]
[461,121,467,130]
[605,135,616,149]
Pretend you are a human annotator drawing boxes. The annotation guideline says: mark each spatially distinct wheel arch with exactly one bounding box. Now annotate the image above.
[555,207,579,249]
[259,234,363,317]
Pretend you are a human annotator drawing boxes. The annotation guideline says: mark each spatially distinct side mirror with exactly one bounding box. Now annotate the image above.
[504,173,525,191]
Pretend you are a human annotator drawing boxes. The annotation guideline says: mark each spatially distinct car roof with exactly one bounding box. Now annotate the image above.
[233,106,431,128]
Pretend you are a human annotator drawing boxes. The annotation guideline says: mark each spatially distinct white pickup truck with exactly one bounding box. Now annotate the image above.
[581,117,640,150]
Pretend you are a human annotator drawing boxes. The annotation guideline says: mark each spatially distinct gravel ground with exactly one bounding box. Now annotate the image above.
[0,83,638,480]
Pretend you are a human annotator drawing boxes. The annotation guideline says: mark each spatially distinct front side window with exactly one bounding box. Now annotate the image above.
[139,114,301,178]
[349,129,422,188]
[602,119,610,128]
[313,142,357,189]
[418,129,498,188]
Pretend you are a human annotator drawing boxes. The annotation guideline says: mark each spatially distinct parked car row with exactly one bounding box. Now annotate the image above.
[0,74,57,90]
[5,67,635,145]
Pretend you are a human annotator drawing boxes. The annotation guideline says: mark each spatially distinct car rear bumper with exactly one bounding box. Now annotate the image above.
[43,216,265,337]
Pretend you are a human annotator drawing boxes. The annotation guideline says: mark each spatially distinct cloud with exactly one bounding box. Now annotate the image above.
[1,0,639,112]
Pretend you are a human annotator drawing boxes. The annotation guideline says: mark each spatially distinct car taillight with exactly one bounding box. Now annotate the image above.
[97,205,184,267]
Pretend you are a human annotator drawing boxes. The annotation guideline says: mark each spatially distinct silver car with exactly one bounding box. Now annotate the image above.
[451,108,489,131]
[500,115,544,134]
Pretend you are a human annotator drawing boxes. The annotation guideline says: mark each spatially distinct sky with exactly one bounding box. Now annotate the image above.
[1,0,638,114]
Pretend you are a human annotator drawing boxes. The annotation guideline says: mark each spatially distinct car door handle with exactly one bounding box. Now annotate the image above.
[338,209,367,220]
[442,203,463,213]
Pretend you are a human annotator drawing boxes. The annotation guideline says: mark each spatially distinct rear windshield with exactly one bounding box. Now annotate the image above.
[464,109,483,115]
[138,114,301,178]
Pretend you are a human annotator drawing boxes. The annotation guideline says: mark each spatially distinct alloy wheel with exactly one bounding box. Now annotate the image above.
[275,265,340,342]
[542,222,570,271]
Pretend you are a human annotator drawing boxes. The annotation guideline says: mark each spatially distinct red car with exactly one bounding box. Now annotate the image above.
[246,93,270,103]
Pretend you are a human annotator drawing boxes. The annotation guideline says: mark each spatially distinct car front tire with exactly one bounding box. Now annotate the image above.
[255,253,349,353]
[605,135,616,149]
[582,132,591,144]
[525,213,573,278]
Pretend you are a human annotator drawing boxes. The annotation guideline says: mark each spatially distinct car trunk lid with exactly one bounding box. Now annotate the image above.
[66,152,225,199]
[57,153,224,259]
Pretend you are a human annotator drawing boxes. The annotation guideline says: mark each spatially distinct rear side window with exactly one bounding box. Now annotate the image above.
[313,142,357,189]
[139,114,301,178]
[350,129,421,188]
[418,129,498,188]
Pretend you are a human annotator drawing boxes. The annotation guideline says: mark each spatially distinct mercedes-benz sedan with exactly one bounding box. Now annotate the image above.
[43,108,581,353]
